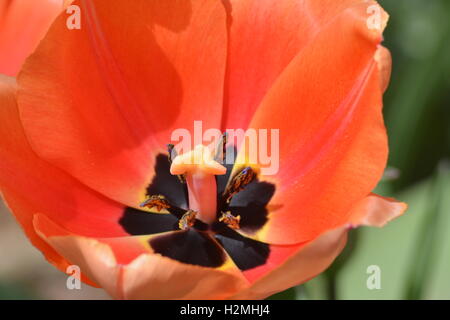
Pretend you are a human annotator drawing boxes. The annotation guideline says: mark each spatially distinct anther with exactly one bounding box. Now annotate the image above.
[167,144,186,184]
[178,210,197,230]
[214,132,228,163]
[219,211,241,230]
[140,195,171,211]
[223,167,256,203]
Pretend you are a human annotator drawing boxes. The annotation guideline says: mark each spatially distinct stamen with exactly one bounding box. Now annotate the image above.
[140,194,171,211]
[214,132,228,163]
[178,210,197,230]
[170,144,226,224]
[219,211,241,230]
[140,194,193,225]
[167,144,186,184]
[223,167,256,203]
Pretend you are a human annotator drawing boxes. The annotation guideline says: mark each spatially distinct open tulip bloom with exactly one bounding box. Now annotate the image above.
[0,0,407,299]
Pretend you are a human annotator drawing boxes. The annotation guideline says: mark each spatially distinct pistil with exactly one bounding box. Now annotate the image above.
[170,145,226,224]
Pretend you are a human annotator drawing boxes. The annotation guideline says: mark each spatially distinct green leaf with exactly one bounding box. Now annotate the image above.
[336,165,450,299]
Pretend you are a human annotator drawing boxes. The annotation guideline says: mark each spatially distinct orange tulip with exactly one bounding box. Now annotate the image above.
[0,0,406,299]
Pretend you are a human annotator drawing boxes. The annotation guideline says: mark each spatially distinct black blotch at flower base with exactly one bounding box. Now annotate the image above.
[119,153,275,271]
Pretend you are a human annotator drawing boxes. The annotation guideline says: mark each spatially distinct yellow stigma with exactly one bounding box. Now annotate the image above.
[170,144,226,176]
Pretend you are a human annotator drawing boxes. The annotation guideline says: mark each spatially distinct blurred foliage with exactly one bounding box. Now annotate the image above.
[336,163,450,299]
[0,283,35,300]
[381,0,450,191]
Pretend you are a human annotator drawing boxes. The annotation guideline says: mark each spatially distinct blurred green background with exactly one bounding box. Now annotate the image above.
[272,0,450,300]
[0,0,449,299]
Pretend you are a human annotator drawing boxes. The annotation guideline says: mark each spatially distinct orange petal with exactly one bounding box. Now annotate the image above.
[235,1,390,244]
[241,242,306,284]
[34,214,250,299]
[0,0,63,76]
[221,0,370,130]
[375,45,392,93]
[0,75,66,271]
[348,193,407,227]
[17,0,227,209]
[0,75,133,276]
[34,213,121,291]
[232,226,348,299]
[34,213,158,291]
[121,253,249,300]
[232,193,406,299]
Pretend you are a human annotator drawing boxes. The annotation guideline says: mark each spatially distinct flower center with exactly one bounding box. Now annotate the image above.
[126,142,274,270]
[139,138,257,232]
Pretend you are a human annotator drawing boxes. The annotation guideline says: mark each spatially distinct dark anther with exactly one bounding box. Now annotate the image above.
[167,143,176,162]
[214,132,228,163]
[223,167,256,203]
[167,144,186,184]
[140,194,188,219]
[140,194,171,211]
[178,210,197,230]
[219,211,241,230]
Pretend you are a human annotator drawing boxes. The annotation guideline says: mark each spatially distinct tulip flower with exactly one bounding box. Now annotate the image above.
[0,0,406,299]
